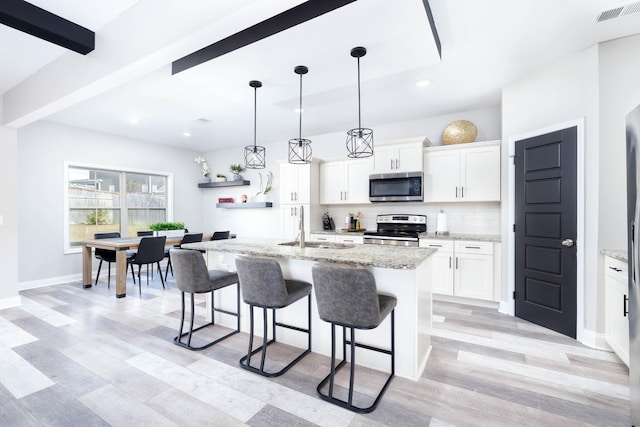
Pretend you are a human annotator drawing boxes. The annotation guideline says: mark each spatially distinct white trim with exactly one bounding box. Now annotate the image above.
[19,274,82,291]
[580,328,611,351]
[0,296,22,310]
[63,160,174,254]
[505,118,586,343]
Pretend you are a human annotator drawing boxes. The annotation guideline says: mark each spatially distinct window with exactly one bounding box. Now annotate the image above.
[65,164,170,252]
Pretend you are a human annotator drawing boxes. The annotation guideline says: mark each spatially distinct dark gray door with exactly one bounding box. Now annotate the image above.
[514,127,577,338]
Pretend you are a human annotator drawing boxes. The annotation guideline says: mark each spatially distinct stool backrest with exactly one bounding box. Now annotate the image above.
[312,263,381,328]
[235,256,288,307]
[170,249,212,293]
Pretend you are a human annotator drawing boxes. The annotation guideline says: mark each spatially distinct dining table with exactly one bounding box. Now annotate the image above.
[82,235,198,298]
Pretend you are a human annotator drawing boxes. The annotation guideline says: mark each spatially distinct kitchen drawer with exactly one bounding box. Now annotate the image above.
[454,240,493,255]
[605,257,628,282]
[335,235,363,244]
[419,239,454,252]
[309,234,336,243]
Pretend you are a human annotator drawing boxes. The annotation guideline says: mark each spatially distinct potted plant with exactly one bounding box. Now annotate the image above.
[149,221,186,238]
[255,171,273,201]
[215,173,227,182]
[229,163,246,181]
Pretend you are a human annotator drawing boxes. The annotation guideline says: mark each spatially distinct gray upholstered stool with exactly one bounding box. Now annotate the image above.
[311,263,396,413]
[170,249,240,350]
[235,255,312,377]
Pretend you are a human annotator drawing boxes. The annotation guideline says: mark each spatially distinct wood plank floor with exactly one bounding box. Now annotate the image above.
[0,273,631,426]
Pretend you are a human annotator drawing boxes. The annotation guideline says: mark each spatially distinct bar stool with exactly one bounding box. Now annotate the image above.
[170,249,240,350]
[235,255,312,377]
[311,263,396,413]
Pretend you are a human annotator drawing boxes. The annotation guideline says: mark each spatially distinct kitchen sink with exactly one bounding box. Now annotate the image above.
[278,241,355,249]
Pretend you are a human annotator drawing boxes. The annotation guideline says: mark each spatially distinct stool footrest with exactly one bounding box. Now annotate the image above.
[345,339,393,356]
[174,328,239,351]
[239,338,310,377]
[275,321,310,334]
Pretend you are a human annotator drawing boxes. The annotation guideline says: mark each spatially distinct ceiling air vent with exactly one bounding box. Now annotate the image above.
[596,2,640,22]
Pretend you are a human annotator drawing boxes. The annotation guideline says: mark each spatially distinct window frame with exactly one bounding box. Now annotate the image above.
[64,161,174,254]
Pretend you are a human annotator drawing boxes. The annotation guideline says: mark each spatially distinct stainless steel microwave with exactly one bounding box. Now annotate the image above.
[369,171,423,202]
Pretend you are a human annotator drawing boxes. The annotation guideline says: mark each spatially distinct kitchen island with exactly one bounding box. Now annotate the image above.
[182,239,435,381]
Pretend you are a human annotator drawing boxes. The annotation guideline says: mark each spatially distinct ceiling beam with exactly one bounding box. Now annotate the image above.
[0,0,94,55]
[172,0,357,75]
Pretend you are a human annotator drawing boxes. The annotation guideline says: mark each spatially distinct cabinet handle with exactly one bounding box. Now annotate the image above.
[344,191,347,200]
[343,239,354,242]
[290,207,293,216]
[290,192,294,201]
[455,257,458,269]
[318,237,328,241]
[465,246,481,249]
[390,159,394,170]
[395,159,399,169]
[461,186,464,198]
[449,256,452,269]
[608,266,623,272]
[624,295,629,317]
[429,244,443,247]
[455,187,458,198]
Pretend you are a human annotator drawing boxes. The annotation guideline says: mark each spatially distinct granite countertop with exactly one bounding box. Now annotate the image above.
[419,233,501,242]
[183,238,435,270]
[601,249,628,263]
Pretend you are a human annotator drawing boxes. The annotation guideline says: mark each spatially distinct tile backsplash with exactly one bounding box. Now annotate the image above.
[323,202,500,235]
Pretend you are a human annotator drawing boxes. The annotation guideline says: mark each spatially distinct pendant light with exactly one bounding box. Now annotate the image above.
[288,65,312,164]
[244,80,266,169]
[346,46,373,158]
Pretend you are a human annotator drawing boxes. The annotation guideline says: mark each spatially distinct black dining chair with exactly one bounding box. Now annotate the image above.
[93,232,127,288]
[137,230,153,236]
[164,233,203,280]
[212,231,230,240]
[127,236,167,295]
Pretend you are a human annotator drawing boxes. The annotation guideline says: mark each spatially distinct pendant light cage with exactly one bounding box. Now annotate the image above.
[346,46,373,158]
[244,80,266,169]
[289,65,312,164]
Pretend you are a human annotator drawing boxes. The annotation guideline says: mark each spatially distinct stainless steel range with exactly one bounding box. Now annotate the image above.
[363,214,427,247]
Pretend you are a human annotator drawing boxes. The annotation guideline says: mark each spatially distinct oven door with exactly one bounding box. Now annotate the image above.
[369,172,423,202]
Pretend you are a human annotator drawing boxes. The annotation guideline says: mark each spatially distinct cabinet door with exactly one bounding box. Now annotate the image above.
[459,145,500,202]
[320,161,344,204]
[454,253,494,300]
[606,276,630,366]
[423,150,459,202]
[344,158,372,203]
[335,234,363,244]
[309,234,336,243]
[396,143,423,172]
[280,163,298,204]
[373,145,397,172]
[431,251,454,295]
[296,163,311,204]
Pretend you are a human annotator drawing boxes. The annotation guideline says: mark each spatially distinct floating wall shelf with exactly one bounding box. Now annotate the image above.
[216,202,273,209]
[198,180,250,188]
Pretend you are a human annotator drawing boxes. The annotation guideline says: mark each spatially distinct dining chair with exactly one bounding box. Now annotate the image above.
[127,236,167,295]
[212,230,230,240]
[164,232,203,280]
[137,230,153,236]
[93,232,125,288]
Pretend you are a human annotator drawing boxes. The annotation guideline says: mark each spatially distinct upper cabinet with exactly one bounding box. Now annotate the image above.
[423,140,501,203]
[373,137,426,173]
[280,160,319,205]
[320,158,372,205]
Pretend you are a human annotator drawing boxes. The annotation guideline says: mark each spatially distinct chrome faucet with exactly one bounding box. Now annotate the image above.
[294,205,305,248]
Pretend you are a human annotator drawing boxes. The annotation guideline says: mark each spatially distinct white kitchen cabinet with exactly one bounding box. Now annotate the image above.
[335,234,363,244]
[281,204,310,240]
[320,158,371,204]
[423,141,501,203]
[604,256,630,366]
[280,161,318,204]
[420,239,495,301]
[373,137,425,173]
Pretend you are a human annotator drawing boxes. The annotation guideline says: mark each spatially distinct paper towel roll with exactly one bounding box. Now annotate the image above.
[436,211,449,235]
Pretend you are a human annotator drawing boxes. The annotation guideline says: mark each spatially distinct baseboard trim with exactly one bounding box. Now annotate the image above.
[19,274,82,291]
[0,295,22,310]
[579,328,609,351]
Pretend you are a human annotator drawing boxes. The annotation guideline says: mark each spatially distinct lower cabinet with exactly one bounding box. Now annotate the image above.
[604,256,630,366]
[420,239,495,301]
[308,233,363,244]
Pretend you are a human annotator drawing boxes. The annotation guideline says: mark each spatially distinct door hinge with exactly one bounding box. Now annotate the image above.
[513,224,516,232]
[513,291,516,299]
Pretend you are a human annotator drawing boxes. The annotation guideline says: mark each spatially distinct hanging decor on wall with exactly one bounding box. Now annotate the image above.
[244,80,266,169]
[288,65,312,164]
[346,46,373,158]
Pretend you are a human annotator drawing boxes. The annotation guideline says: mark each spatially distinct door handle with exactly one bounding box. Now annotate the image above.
[624,295,629,317]
[561,239,574,247]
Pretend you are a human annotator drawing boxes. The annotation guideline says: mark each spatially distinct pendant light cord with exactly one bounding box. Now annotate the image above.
[357,56,362,130]
[253,86,257,150]
[298,73,303,139]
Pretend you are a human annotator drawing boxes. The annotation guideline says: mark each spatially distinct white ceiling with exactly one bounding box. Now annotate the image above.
[2,0,640,153]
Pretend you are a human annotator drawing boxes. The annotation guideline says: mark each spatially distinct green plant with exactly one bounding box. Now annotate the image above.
[148,221,185,231]
[229,163,246,174]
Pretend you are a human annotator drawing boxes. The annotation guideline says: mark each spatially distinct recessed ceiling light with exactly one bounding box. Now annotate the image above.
[129,118,141,124]
[294,108,304,113]
[416,80,431,87]
[183,132,192,137]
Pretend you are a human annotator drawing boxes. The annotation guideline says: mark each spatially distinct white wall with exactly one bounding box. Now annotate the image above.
[201,107,502,237]
[0,97,20,308]
[502,45,600,337]
[17,121,203,288]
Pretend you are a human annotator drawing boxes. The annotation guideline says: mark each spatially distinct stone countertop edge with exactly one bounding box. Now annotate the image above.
[419,233,501,242]
[182,239,436,270]
[601,249,628,263]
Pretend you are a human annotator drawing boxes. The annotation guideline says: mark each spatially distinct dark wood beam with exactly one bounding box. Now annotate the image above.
[0,0,94,55]
[172,0,357,75]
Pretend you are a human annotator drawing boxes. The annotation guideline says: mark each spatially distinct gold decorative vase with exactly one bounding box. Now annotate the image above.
[442,120,477,145]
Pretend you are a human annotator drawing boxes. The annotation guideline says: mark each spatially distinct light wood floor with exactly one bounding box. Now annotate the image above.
[0,272,631,426]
